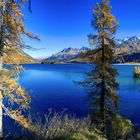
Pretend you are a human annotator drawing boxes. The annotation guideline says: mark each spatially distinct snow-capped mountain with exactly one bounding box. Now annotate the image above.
[43,36,140,63]
[115,36,140,63]
[46,47,89,62]
[116,36,140,45]
[116,36,140,54]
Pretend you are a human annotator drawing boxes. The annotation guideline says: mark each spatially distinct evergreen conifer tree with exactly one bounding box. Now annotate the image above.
[83,0,119,134]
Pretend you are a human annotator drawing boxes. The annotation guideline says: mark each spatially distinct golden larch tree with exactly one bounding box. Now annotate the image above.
[82,0,119,135]
[0,0,38,138]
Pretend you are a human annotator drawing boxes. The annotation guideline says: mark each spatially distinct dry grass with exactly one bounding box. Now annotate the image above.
[24,111,106,140]
[7,112,134,140]
[134,66,140,74]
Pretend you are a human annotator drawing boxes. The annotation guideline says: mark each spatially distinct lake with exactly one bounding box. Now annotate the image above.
[18,64,140,126]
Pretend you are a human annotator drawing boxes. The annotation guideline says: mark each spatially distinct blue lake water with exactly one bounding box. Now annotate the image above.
[18,64,140,126]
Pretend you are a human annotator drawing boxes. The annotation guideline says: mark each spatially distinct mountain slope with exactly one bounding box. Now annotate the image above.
[115,36,140,54]
[43,36,140,64]
[4,49,37,64]
[115,36,140,63]
[114,53,140,63]
[45,47,89,63]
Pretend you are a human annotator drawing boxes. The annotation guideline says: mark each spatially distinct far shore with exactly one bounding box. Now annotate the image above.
[113,63,140,66]
[10,62,140,65]
[40,62,140,66]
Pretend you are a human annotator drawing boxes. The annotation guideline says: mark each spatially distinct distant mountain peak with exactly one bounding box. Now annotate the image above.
[46,47,89,62]
[128,36,140,41]
[42,36,140,64]
[80,46,89,51]
[116,36,140,55]
[116,36,140,46]
[61,47,78,53]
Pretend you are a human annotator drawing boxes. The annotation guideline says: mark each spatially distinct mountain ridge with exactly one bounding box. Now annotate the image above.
[45,47,89,63]
[42,36,140,64]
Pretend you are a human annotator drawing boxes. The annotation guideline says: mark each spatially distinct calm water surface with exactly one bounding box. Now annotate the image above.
[19,64,140,125]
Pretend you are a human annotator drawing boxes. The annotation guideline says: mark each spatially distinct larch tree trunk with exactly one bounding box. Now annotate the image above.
[100,36,105,133]
[0,56,3,138]
[0,0,5,138]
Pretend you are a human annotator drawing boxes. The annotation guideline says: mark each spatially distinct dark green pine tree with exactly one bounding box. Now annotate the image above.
[83,0,119,134]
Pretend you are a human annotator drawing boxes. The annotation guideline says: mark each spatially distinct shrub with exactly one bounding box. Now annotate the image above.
[109,115,133,139]
[26,111,106,140]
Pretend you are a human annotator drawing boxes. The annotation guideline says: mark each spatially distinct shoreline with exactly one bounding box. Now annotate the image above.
[113,63,140,66]
[11,62,140,65]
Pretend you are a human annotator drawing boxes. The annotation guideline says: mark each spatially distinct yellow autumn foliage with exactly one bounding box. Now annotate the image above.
[0,0,38,132]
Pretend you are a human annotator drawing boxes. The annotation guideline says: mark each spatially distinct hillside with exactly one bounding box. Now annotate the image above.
[3,48,37,64]
[115,36,140,54]
[42,36,140,64]
[114,53,140,63]
[43,47,89,63]
[115,36,140,63]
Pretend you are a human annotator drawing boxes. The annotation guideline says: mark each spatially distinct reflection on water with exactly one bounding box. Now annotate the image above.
[18,64,140,125]
[20,64,91,117]
[134,78,140,84]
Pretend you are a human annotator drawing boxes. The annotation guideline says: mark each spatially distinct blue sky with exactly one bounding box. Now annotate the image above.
[23,0,140,58]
